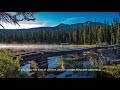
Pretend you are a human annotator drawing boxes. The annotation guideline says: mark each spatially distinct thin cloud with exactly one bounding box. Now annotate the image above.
[61,17,84,23]
[18,20,47,24]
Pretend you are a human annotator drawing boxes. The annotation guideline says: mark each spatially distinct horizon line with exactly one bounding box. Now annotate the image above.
[0,20,114,30]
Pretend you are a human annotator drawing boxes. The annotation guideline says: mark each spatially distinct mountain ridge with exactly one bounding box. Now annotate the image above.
[0,21,105,35]
[0,21,104,30]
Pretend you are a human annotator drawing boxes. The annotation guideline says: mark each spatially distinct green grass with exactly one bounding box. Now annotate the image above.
[102,64,120,78]
[68,44,96,48]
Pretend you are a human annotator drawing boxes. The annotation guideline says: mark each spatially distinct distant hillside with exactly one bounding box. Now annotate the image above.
[0,21,104,36]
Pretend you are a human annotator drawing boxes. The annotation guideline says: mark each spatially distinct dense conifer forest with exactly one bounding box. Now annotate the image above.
[0,19,120,45]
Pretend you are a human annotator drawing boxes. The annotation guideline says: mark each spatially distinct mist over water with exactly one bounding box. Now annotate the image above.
[0,44,72,51]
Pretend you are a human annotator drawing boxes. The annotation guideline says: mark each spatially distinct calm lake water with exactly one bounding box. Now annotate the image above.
[48,57,60,69]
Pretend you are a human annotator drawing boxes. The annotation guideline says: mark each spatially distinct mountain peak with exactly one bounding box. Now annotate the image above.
[56,23,69,27]
[85,21,92,24]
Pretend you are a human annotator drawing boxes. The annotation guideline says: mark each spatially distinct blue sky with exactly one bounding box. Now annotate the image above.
[1,12,119,29]
[35,12,119,26]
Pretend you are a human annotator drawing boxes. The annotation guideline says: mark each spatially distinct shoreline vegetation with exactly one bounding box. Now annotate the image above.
[0,49,28,78]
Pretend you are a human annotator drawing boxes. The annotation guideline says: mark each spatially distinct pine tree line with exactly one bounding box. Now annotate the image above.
[0,19,120,45]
